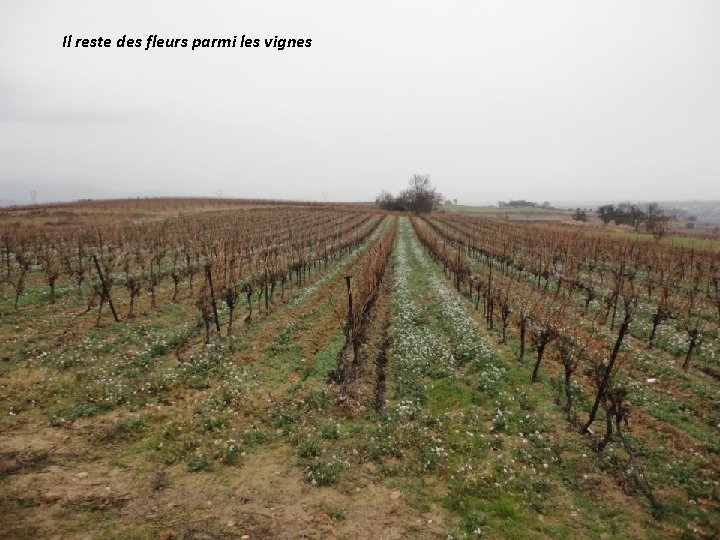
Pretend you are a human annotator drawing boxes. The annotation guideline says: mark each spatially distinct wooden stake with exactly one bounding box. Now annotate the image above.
[92,255,119,322]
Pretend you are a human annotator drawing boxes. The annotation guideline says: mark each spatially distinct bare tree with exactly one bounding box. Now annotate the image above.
[645,203,675,241]
[400,174,443,213]
[375,174,443,213]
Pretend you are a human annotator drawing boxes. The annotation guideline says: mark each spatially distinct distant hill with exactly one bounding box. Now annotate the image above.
[0,182,119,205]
[0,182,199,207]
[553,200,720,223]
[661,201,720,222]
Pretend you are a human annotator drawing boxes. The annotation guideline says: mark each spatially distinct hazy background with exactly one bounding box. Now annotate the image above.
[1,0,719,205]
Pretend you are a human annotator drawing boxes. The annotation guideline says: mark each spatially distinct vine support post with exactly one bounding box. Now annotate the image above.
[92,255,119,322]
[264,266,270,312]
[205,264,221,332]
[344,275,353,339]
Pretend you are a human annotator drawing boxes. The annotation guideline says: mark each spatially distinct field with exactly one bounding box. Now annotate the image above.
[1,200,718,539]
[440,205,574,222]
[440,204,720,251]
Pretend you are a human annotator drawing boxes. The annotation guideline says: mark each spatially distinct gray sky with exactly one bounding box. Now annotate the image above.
[1,0,719,204]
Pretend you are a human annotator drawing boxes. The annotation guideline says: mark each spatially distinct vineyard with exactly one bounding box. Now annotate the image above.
[0,200,718,539]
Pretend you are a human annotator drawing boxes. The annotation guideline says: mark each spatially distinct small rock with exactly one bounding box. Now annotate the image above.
[241,536,250,540]
[390,490,401,500]
[77,471,89,479]
[41,491,63,504]
[158,530,176,540]
[646,378,657,383]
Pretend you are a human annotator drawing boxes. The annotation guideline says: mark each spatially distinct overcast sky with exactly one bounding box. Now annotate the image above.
[1,0,719,204]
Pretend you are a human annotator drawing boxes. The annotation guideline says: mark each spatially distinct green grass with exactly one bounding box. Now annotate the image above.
[441,204,570,215]
[303,331,345,380]
[427,379,471,416]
